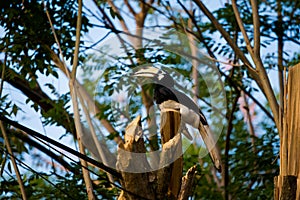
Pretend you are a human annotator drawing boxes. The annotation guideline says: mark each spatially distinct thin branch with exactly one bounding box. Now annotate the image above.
[44,2,70,79]
[71,0,83,79]
[193,0,256,74]
[0,56,27,199]
[224,94,240,200]
[0,114,122,178]
[231,0,255,58]
[78,91,115,185]
[83,31,113,51]
[277,0,284,117]
[70,0,96,198]
[0,124,28,200]
[124,0,137,16]
[107,0,134,44]
[241,91,257,149]
[250,0,261,56]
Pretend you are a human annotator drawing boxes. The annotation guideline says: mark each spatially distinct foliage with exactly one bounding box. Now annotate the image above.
[0,0,299,199]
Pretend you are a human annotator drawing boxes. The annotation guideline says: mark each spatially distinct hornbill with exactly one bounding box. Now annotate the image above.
[133,66,222,172]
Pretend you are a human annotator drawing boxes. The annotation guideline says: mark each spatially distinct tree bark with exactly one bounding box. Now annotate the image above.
[178,165,197,200]
[274,63,300,199]
[117,116,155,200]
[117,102,185,200]
[157,103,183,200]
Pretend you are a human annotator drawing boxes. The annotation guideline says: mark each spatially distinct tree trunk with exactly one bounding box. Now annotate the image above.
[117,116,155,200]
[157,110,183,199]
[274,63,300,200]
[117,101,197,199]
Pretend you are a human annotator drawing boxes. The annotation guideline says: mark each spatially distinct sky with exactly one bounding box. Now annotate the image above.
[0,0,296,175]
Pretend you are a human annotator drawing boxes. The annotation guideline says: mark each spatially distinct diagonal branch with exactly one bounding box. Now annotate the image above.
[250,0,261,56]
[3,67,76,132]
[78,90,115,185]
[124,0,137,17]
[0,114,122,178]
[48,47,123,144]
[193,0,256,74]
[0,123,28,200]
[9,129,77,174]
[70,0,96,198]
[107,0,134,44]
[231,0,255,58]
[0,54,27,200]
[194,0,280,131]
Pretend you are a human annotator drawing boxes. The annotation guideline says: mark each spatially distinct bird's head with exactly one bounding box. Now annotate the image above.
[132,66,174,88]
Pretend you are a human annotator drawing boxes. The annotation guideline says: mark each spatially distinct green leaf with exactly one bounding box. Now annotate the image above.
[12,104,18,116]
[7,162,12,174]
[109,7,116,19]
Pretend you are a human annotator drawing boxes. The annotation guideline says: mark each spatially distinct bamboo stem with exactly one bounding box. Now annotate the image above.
[0,122,28,200]
[0,50,27,200]
[69,0,96,199]
[78,91,115,185]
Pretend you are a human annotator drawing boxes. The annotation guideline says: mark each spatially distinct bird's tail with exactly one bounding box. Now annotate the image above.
[198,124,222,172]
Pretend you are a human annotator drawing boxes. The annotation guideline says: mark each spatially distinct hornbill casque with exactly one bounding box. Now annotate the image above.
[133,66,222,172]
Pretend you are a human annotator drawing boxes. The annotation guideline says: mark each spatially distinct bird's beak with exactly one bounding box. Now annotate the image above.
[132,66,161,78]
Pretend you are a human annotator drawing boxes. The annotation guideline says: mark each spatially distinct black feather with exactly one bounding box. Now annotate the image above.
[154,84,208,125]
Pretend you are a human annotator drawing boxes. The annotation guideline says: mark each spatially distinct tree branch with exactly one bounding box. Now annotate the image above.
[0,122,27,199]
[250,0,261,56]
[193,0,256,74]
[107,0,134,44]
[277,0,284,114]
[0,114,122,178]
[231,0,255,58]
[124,0,137,17]
[0,57,27,199]
[224,93,240,200]
[194,0,280,132]
[70,0,96,198]
[9,129,77,174]
[78,91,115,185]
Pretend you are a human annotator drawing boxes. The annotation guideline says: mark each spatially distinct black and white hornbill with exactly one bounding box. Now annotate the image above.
[133,66,222,172]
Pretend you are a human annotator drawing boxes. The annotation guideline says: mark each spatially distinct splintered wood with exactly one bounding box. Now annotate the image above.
[117,101,196,199]
[117,115,155,200]
[157,109,183,200]
[275,63,300,200]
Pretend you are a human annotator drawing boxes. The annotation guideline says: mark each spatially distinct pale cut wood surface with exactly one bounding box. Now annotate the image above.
[275,63,300,199]
[287,64,300,177]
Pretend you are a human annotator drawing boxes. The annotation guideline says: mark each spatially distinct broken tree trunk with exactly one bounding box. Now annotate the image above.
[178,165,197,200]
[117,116,155,200]
[274,63,300,200]
[157,104,183,200]
[117,101,196,199]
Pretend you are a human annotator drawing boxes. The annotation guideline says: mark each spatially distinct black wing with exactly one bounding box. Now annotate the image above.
[154,84,178,104]
[171,88,208,126]
[154,84,208,126]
